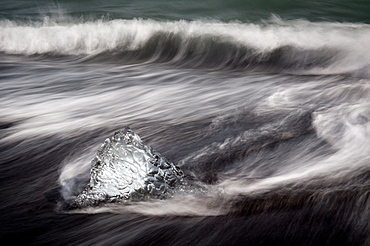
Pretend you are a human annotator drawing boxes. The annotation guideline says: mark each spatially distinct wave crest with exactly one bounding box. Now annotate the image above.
[1,18,370,73]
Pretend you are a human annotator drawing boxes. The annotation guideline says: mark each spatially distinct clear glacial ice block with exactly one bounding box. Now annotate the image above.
[72,127,185,207]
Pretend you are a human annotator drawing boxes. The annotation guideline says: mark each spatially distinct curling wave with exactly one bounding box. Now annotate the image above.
[1,18,370,73]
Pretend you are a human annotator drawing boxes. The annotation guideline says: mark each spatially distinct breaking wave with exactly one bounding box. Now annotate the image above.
[1,17,370,74]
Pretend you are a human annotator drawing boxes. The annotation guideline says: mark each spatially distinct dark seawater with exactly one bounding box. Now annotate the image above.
[0,1,369,245]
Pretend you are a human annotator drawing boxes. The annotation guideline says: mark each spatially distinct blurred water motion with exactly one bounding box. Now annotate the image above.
[0,1,369,245]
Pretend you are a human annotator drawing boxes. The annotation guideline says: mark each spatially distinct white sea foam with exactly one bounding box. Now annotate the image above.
[2,17,369,216]
[221,100,370,195]
[1,18,370,73]
[0,66,272,142]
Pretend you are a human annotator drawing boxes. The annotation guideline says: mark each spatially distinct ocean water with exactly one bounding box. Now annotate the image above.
[0,0,369,245]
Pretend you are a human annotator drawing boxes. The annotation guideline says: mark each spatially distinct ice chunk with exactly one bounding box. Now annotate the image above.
[72,127,185,207]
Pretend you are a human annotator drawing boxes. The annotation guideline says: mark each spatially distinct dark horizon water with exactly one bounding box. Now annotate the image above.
[0,1,369,245]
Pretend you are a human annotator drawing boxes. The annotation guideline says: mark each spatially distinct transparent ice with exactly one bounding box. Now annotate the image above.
[73,127,185,207]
